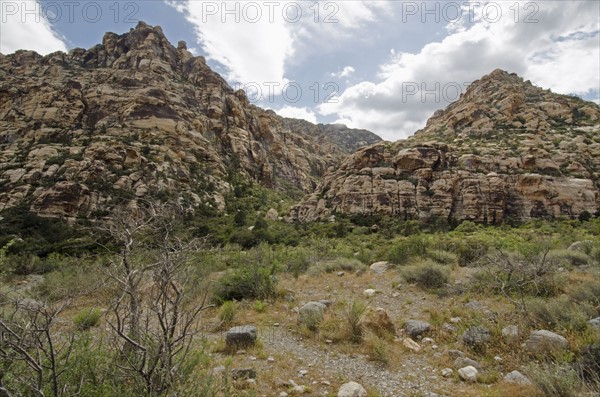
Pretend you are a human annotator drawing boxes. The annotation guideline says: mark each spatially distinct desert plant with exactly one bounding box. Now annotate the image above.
[253,300,267,313]
[387,235,430,265]
[528,296,589,332]
[73,307,102,330]
[307,257,366,276]
[526,363,586,397]
[364,332,389,365]
[344,300,367,343]
[426,249,458,265]
[400,261,449,289]
[218,301,237,325]
[214,264,276,303]
[548,249,591,267]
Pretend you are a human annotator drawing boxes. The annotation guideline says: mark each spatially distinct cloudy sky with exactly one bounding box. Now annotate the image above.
[1,0,599,140]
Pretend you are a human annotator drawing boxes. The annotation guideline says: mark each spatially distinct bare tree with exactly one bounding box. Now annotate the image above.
[102,203,211,396]
[476,242,561,321]
[0,295,78,397]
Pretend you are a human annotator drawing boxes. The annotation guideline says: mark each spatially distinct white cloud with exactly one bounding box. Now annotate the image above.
[170,1,389,88]
[319,1,600,141]
[274,105,317,123]
[0,0,67,54]
[331,66,355,78]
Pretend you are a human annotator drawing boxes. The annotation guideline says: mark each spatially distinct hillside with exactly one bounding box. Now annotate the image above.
[0,22,380,220]
[291,69,600,223]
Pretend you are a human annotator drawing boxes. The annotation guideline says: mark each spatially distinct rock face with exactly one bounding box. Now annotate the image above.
[0,22,380,219]
[291,70,600,223]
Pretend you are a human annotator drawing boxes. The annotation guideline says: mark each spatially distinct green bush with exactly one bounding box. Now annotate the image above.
[549,249,591,267]
[213,264,276,303]
[455,238,489,266]
[307,257,366,276]
[472,249,566,297]
[344,299,367,343]
[400,261,449,289]
[253,300,267,312]
[569,279,600,315]
[218,301,237,324]
[575,344,600,388]
[526,363,586,397]
[528,296,589,332]
[73,307,102,330]
[387,235,429,265]
[426,249,457,265]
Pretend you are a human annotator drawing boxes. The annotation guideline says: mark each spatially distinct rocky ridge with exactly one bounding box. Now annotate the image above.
[291,70,600,223]
[0,22,380,219]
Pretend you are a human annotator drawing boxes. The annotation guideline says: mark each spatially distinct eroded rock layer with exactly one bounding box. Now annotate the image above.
[291,70,600,223]
[0,22,380,219]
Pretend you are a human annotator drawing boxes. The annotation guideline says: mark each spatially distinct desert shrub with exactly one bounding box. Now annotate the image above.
[344,300,367,343]
[591,247,600,264]
[213,264,276,303]
[472,248,566,297]
[426,249,457,265]
[286,250,312,277]
[218,301,237,324]
[548,249,591,267]
[528,296,589,332]
[400,261,449,290]
[307,257,366,276]
[569,280,600,315]
[454,220,482,234]
[364,332,389,365]
[253,300,267,312]
[387,235,429,265]
[574,344,600,389]
[526,363,586,397]
[73,307,102,330]
[455,238,489,266]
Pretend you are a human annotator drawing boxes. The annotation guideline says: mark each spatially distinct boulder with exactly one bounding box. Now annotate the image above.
[363,289,377,298]
[265,208,279,221]
[364,307,395,335]
[403,320,431,338]
[231,368,256,380]
[462,326,491,348]
[453,357,482,371]
[503,370,532,385]
[299,301,326,329]
[525,330,568,354]
[502,325,519,341]
[225,325,257,348]
[588,317,600,329]
[337,381,367,397]
[402,338,422,352]
[458,366,478,382]
[369,261,389,274]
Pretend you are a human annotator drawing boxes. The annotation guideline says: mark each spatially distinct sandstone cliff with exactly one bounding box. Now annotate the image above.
[0,22,380,219]
[291,70,600,223]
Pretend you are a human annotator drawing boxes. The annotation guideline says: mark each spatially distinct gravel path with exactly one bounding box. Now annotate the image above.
[261,325,447,396]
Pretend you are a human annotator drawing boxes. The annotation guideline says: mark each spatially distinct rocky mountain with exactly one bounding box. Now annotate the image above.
[0,22,380,219]
[283,119,382,153]
[291,70,600,223]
